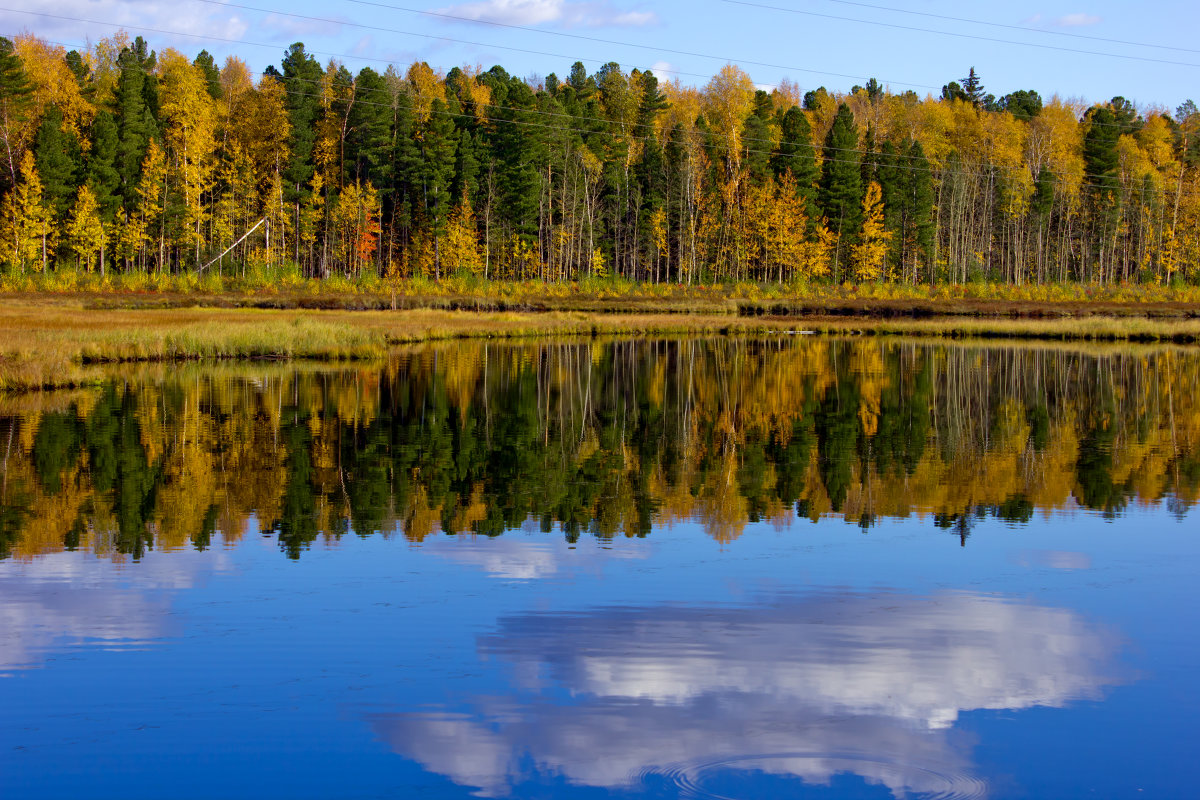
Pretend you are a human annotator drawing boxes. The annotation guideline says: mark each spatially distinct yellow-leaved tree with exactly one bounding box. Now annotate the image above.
[66,185,105,272]
[442,198,482,275]
[852,181,890,282]
[158,49,217,268]
[2,151,53,272]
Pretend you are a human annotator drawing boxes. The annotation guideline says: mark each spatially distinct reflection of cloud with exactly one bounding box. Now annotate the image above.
[0,550,222,674]
[424,537,647,580]
[1016,549,1093,570]
[371,593,1123,797]
[436,0,655,28]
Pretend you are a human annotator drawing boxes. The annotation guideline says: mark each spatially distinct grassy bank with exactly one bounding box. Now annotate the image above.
[5,271,1200,316]
[0,303,789,391]
[1,292,1198,392]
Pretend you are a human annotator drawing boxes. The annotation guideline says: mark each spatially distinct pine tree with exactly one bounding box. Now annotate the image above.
[906,140,935,278]
[0,36,33,191]
[417,98,458,279]
[819,103,862,278]
[114,44,155,209]
[193,50,221,100]
[33,106,81,223]
[87,112,121,223]
[346,67,393,191]
[280,43,323,206]
[961,67,985,107]
[771,106,819,227]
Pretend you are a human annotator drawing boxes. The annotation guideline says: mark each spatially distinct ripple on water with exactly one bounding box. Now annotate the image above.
[641,752,989,800]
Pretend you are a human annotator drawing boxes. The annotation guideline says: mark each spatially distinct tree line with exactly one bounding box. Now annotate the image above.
[2,339,1196,560]
[2,32,1200,285]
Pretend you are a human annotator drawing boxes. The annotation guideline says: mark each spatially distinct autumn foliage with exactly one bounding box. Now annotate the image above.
[2,33,1200,286]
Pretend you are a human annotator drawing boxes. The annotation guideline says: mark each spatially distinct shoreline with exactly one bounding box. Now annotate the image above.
[1,296,1198,393]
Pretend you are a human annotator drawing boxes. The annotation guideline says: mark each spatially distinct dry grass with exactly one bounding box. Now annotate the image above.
[803,314,1200,342]
[1,297,1198,392]
[0,302,789,391]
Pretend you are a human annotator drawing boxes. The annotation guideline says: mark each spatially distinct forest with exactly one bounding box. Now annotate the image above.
[2,339,1197,560]
[2,32,1200,286]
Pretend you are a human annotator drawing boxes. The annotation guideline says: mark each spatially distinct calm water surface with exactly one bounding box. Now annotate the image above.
[1,337,1197,799]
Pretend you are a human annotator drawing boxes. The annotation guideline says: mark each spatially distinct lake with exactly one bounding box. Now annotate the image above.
[1,337,1197,799]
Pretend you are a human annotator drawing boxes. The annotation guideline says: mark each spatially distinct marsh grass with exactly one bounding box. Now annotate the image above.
[2,296,1198,393]
[8,271,1200,310]
[0,304,785,391]
[804,315,1200,342]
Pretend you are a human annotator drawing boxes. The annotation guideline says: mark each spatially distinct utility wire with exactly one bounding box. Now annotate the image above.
[0,6,713,83]
[336,0,939,89]
[807,0,1200,56]
[8,3,1160,137]
[187,0,938,90]
[721,0,1200,69]
[2,20,1187,193]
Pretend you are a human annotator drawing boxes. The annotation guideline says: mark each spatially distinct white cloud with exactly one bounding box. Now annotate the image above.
[1055,12,1102,27]
[439,0,563,26]
[372,592,1126,797]
[260,13,340,39]
[647,60,672,79]
[0,0,248,50]
[435,0,657,29]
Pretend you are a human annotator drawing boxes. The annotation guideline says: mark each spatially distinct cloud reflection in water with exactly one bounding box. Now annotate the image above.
[371,592,1125,798]
[0,550,223,674]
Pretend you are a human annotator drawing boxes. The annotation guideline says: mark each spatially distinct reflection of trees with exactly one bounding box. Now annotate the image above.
[0,339,1198,560]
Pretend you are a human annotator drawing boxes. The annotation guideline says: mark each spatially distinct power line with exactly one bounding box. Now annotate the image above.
[0,6,713,83]
[809,0,1200,56]
[187,0,939,90]
[1,20,1185,193]
[337,0,942,89]
[5,4,1166,137]
[176,2,1181,131]
[721,0,1200,69]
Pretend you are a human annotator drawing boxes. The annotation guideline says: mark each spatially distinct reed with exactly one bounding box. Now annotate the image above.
[0,304,788,391]
[1,298,1197,393]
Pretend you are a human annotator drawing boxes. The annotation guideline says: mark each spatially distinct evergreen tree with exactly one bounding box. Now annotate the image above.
[999,89,1042,121]
[819,103,862,277]
[961,67,985,107]
[452,129,479,205]
[65,50,89,87]
[905,140,935,276]
[1084,105,1121,197]
[114,44,156,209]
[771,105,818,226]
[741,104,772,186]
[280,43,323,205]
[193,50,221,100]
[0,36,32,191]
[417,99,458,278]
[346,67,393,190]
[86,111,121,224]
[33,107,80,223]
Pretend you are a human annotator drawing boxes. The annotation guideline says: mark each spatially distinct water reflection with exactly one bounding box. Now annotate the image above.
[371,593,1124,798]
[0,548,222,674]
[0,338,1197,563]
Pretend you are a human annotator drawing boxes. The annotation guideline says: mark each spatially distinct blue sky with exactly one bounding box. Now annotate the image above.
[6,0,1199,114]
